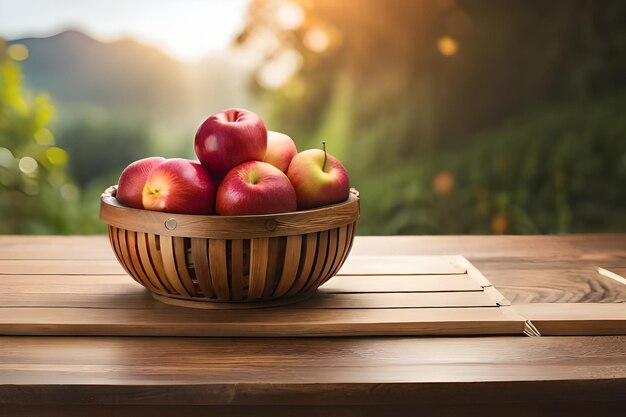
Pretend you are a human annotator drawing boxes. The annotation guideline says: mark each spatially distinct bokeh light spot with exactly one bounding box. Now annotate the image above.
[257,49,303,89]
[0,147,15,168]
[276,2,304,30]
[437,36,458,57]
[433,171,455,195]
[304,28,330,53]
[34,128,55,145]
[45,147,68,166]
[18,157,38,174]
[7,44,29,61]
[60,183,79,201]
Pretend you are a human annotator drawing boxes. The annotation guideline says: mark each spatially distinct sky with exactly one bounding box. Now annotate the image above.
[0,0,251,62]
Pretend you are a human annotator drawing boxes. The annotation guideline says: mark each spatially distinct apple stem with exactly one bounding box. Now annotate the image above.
[322,141,327,172]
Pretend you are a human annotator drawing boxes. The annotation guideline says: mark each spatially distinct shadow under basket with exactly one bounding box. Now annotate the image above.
[99,186,360,308]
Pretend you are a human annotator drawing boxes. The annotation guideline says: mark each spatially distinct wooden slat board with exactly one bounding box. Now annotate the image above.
[338,255,468,275]
[322,275,483,292]
[2,236,624,337]
[0,307,527,337]
[513,303,626,336]
[0,255,528,337]
[2,236,626,417]
[0,291,498,310]
[0,260,126,275]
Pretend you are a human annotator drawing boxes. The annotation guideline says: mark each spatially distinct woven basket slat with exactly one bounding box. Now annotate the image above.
[285,232,318,297]
[208,239,230,300]
[248,237,270,300]
[190,238,214,298]
[273,234,302,297]
[159,236,189,296]
[229,239,245,301]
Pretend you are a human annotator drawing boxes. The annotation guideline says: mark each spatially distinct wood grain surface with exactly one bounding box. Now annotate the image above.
[0,335,624,410]
[1,235,625,416]
[351,234,626,303]
[1,335,625,387]
[0,253,526,336]
[2,234,624,303]
[513,303,626,335]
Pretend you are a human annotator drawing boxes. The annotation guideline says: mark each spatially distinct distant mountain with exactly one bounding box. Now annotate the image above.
[8,30,255,132]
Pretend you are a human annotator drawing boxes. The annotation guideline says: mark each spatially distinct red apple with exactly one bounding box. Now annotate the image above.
[194,108,267,178]
[216,161,297,215]
[142,158,217,214]
[116,157,165,208]
[287,144,350,210]
[263,131,297,173]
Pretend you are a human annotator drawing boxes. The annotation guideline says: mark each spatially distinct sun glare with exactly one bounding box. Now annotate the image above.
[134,26,228,62]
[1,0,251,63]
[100,2,249,63]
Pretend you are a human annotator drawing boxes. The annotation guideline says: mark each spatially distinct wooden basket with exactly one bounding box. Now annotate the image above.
[99,186,359,307]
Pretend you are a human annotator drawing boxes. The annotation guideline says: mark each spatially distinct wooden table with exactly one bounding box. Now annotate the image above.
[1,235,625,416]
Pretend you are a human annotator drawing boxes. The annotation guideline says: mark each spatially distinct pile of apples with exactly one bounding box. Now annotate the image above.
[116,108,350,215]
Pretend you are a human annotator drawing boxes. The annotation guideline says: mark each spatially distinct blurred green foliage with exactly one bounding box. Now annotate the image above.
[0,41,82,233]
[239,0,626,234]
[56,114,159,234]
[359,93,626,234]
[0,43,155,234]
[58,116,152,188]
[2,1,625,235]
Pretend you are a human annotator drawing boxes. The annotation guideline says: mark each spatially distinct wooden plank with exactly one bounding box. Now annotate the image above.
[514,303,626,335]
[0,260,125,275]
[350,234,626,261]
[349,235,626,304]
[298,291,497,309]
[0,236,113,260]
[0,290,497,310]
[0,336,624,406]
[474,264,626,304]
[337,256,467,275]
[0,306,526,337]
[3,233,622,261]
[0,275,141,293]
[0,292,158,309]
[2,235,626,414]
[0,235,625,412]
[3,402,626,417]
[0,253,519,336]
[320,274,482,293]
[4,235,623,303]
[0,273,479,296]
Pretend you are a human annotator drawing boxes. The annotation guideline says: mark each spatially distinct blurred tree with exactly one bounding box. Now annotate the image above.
[238,0,626,234]
[358,92,626,234]
[0,41,80,233]
[57,115,152,188]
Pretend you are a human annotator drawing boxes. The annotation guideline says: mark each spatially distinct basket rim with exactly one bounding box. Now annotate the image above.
[100,185,359,239]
